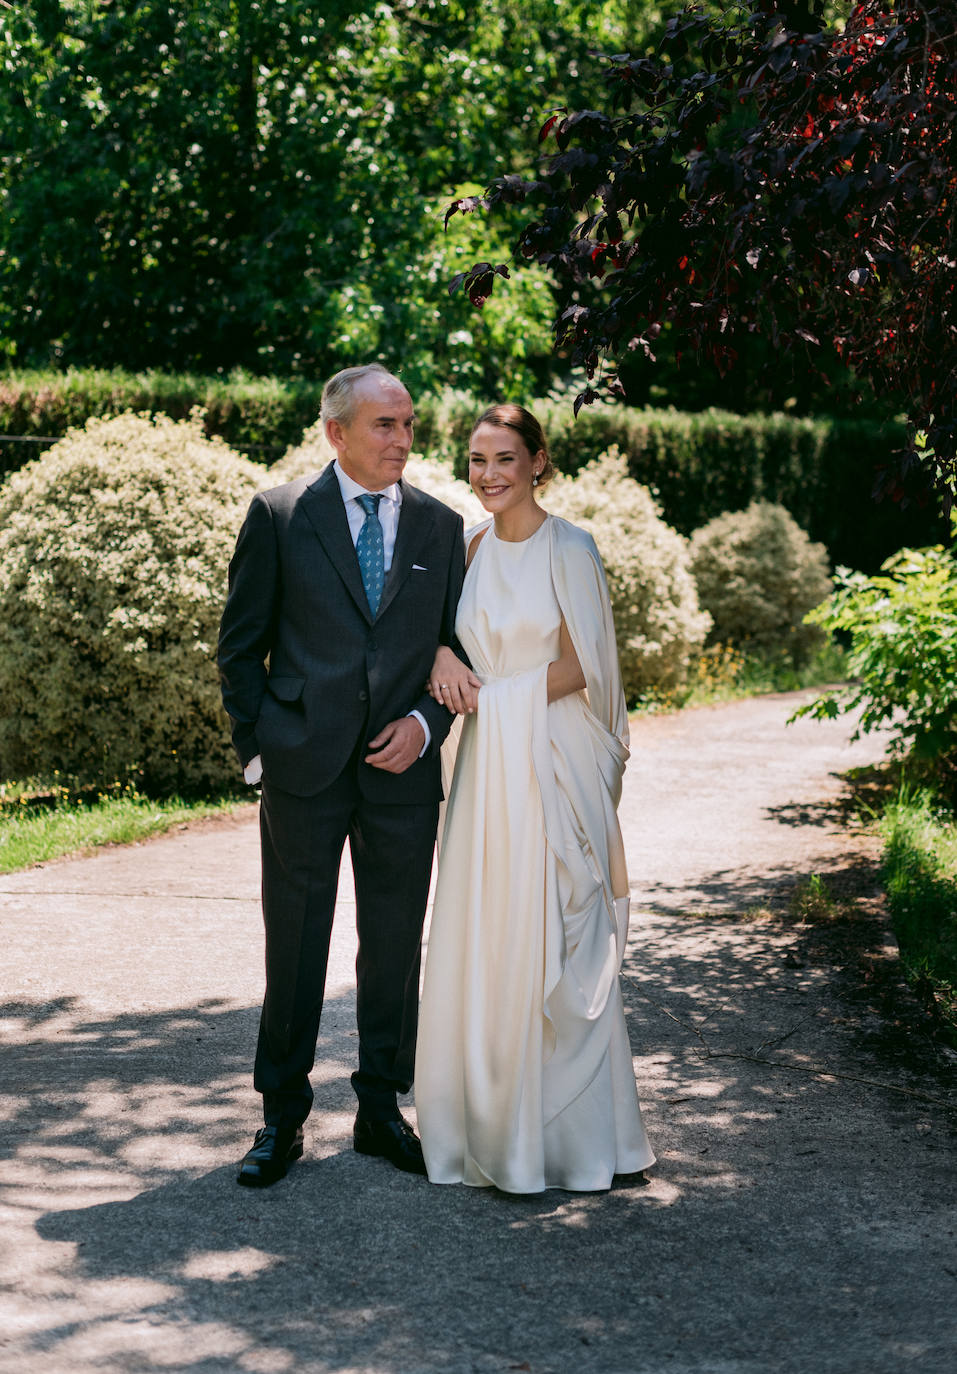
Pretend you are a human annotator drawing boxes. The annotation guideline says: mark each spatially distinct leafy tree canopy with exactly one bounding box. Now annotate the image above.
[0,0,657,395]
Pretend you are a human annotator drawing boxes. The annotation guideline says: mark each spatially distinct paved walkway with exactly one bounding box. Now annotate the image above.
[0,691,955,1374]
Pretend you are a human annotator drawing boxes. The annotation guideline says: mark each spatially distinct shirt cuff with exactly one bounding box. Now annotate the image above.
[243,755,263,786]
[407,710,431,757]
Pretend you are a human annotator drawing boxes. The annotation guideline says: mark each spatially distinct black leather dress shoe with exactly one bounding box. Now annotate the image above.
[353,1115,427,1176]
[236,1124,304,1188]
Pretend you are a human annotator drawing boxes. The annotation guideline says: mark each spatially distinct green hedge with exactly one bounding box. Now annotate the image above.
[0,368,323,471]
[413,392,947,573]
[0,370,945,571]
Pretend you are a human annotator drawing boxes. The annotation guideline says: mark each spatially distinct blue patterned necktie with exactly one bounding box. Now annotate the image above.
[355,492,385,615]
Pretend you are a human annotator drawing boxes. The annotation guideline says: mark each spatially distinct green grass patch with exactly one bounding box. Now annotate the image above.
[880,787,957,1043]
[0,787,246,873]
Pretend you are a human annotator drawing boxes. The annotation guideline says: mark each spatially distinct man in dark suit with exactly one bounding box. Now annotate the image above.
[218,363,465,1186]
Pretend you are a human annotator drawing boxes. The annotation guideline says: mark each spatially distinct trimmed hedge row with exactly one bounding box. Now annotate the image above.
[0,368,323,469]
[0,370,946,570]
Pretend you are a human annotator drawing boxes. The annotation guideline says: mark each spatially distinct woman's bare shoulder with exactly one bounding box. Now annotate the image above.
[464,518,493,568]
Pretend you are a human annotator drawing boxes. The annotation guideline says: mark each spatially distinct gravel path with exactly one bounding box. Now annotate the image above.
[0,689,954,1374]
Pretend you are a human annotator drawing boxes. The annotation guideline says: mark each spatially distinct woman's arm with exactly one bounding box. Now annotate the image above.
[546,619,587,704]
[428,644,482,715]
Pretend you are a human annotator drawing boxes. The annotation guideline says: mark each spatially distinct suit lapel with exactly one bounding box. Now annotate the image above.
[300,464,373,623]
[377,480,435,621]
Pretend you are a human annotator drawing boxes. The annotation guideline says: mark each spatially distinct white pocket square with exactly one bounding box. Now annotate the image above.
[412,564,428,571]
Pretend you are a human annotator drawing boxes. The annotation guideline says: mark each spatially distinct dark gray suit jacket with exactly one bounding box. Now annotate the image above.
[218,464,465,800]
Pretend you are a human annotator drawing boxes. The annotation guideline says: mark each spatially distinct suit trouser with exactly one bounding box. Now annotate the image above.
[254,764,439,1127]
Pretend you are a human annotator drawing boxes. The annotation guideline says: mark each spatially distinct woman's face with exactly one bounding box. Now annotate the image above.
[468,423,543,515]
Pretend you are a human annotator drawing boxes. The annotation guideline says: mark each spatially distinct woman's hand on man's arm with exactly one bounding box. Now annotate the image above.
[428,645,482,715]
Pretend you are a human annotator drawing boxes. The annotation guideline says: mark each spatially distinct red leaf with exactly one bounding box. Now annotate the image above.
[539,112,563,143]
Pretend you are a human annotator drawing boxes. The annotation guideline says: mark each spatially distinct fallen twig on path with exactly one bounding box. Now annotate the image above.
[622,973,956,1112]
[700,1048,956,1110]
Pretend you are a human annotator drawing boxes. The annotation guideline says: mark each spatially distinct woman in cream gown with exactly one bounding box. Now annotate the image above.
[414,404,654,1194]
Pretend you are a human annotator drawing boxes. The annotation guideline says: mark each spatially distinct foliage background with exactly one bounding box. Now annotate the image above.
[0,0,647,394]
[0,0,891,420]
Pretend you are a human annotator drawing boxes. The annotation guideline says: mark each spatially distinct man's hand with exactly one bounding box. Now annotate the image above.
[365,716,426,774]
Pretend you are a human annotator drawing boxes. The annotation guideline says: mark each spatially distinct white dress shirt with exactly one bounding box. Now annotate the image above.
[242,462,429,786]
[332,460,402,570]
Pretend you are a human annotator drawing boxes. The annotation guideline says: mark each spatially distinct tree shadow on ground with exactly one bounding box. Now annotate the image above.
[5,890,956,1372]
[638,851,884,917]
[763,796,850,829]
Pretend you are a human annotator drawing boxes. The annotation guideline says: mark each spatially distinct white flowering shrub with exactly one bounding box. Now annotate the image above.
[543,448,711,699]
[689,500,832,663]
[271,420,485,524]
[401,455,485,525]
[267,417,336,482]
[0,412,264,794]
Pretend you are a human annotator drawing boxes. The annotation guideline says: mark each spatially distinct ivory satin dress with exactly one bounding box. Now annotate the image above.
[415,514,655,1193]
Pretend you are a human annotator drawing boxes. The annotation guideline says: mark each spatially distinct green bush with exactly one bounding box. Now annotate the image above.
[543,448,711,700]
[880,789,957,1041]
[267,418,336,484]
[414,388,485,470]
[795,542,957,794]
[544,403,940,574]
[0,412,264,795]
[689,501,832,664]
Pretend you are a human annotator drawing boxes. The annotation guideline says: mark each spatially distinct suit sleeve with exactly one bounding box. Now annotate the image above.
[217,493,280,768]
[407,510,466,757]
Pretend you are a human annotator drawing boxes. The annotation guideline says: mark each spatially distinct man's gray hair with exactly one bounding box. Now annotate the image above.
[320,363,405,427]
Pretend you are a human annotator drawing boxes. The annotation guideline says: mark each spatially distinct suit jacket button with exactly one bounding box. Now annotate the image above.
[358,690,368,702]
[368,639,377,651]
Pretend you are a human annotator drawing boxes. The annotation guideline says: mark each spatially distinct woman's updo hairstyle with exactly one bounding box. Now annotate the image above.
[470,404,555,489]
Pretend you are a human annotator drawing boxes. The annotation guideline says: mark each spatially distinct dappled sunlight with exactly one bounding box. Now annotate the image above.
[42,1316,256,1371]
[634,849,883,918]
[0,965,769,1372]
[1,696,953,1371]
[179,1248,280,1281]
[2,971,950,1374]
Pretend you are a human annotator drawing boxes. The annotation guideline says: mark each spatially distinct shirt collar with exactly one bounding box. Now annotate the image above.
[332,460,402,507]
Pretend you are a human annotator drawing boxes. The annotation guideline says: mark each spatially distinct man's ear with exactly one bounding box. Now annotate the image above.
[324,417,346,455]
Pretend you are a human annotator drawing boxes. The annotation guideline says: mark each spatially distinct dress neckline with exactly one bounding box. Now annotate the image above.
[488,514,549,547]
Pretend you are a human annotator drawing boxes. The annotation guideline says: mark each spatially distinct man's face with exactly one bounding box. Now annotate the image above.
[326,377,414,491]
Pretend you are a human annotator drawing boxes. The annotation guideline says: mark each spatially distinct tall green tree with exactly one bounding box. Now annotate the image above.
[0,0,650,391]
